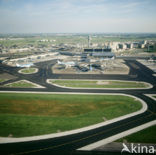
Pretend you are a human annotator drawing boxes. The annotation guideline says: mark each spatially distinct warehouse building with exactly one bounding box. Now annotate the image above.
[84,48,112,53]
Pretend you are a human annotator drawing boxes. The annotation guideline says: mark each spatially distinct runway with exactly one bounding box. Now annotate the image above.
[0,59,156,154]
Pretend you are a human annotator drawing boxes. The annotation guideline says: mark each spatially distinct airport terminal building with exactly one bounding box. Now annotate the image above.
[84,48,115,59]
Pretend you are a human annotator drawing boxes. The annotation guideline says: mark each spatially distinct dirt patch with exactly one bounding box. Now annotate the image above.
[0,73,17,80]
[96,81,110,85]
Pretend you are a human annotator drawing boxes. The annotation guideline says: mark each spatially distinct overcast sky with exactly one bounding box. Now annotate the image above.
[0,0,156,33]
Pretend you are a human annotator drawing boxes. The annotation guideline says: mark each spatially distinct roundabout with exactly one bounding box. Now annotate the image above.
[18,68,38,74]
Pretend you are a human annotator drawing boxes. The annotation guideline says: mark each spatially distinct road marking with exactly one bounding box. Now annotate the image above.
[147,110,156,115]
[78,119,156,151]
[145,94,156,101]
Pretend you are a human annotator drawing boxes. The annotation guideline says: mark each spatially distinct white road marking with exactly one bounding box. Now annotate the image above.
[78,120,156,151]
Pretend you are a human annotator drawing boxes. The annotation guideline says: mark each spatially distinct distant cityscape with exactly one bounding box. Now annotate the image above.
[0,33,156,55]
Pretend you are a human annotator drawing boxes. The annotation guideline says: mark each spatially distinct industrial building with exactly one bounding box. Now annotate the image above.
[84,48,112,52]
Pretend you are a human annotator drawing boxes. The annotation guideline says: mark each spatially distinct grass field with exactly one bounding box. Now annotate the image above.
[4,80,37,88]
[20,68,37,74]
[49,80,150,89]
[0,93,142,137]
[117,125,156,143]
[1,35,156,48]
[0,79,8,83]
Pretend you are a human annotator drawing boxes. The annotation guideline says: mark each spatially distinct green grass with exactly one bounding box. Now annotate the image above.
[117,125,156,143]
[4,80,36,88]
[0,79,8,83]
[0,93,142,137]
[20,68,37,74]
[49,80,149,89]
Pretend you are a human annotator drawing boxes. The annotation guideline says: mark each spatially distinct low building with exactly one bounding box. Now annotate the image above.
[147,44,156,52]
[133,42,139,48]
[84,48,112,53]
[118,44,127,50]
[92,52,115,58]
[138,44,145,48]
[126,43,133,49]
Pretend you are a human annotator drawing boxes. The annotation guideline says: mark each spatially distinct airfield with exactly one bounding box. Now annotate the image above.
[0,53,156,154]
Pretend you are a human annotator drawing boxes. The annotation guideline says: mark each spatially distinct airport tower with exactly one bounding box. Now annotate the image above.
[88,36,91,48]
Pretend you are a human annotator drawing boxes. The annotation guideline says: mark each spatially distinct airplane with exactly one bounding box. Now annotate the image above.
[16,63,34,68]
[57,60,76,68]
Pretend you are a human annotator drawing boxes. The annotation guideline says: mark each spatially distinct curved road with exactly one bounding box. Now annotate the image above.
[0,59,156,155]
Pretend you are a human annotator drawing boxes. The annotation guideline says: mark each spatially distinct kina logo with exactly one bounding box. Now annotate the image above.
[122,143,130,153]
[121,143,155,154]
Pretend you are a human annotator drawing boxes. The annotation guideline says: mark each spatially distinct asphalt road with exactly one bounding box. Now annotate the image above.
[0,59,156,155]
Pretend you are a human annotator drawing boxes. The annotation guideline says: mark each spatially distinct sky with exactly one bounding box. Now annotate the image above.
[0,0,156,33]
